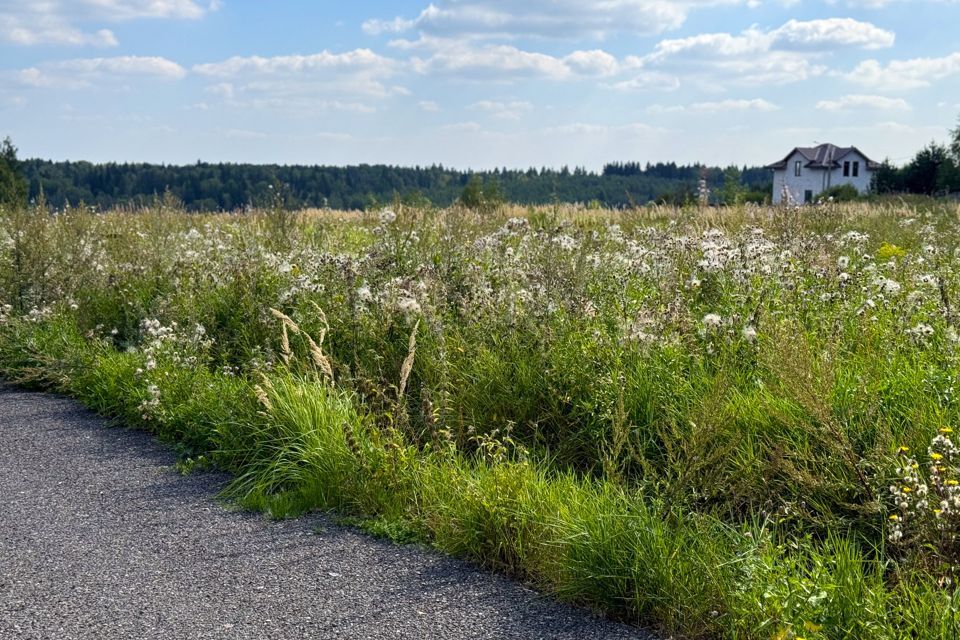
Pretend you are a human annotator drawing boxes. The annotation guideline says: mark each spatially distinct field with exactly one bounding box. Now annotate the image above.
[3,199,960,638]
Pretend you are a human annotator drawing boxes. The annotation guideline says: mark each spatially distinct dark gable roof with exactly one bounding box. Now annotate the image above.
[767,143,880,170]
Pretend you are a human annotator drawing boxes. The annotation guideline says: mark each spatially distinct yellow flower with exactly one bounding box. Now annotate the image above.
[941,428,954,434]
[948,480,959,487]
[889,514,900,521]
[932,453,944,461]
[902,486,913,493]
[898,446,910,453]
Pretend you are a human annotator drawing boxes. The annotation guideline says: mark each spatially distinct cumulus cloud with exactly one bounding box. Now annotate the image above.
[364,0,750,40]
[194,49,397,77]
[0,0,214,46]
[637,18,893,86]
[843,52,960,90]
[815,94,911,111]
[468,100,534,120]
[395,36,623,81]
[770,18,894,50]
[13,56,186,89]
[192,49,407,112]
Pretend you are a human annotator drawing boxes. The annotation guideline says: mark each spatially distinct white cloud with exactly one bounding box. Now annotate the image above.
[82,0,209,20]
[637,18,892,86]
[469,99,534,120]
[838,0,960,7]
[0,14,118,47]
[563,49,620,76]
[648,98,780,113]
[194,50,403,99]
[770,18,894,50]
[843,52,960,90]
[815,94,911,111]
[364,0,750,40]
[362,16,415,36]
[608,71,681,92]
[193,49,396,77]
[691,98,780,112]
[440,121,483,133]
[418,100,440,112]
[397,36,623,81]
[0,0,213,46]
[13,56,186,89]
[542,122,668,136]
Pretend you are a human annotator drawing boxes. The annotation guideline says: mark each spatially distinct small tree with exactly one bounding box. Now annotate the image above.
[458,174,503,212]
[904,142,948,195]
[720,166,745,205]
[0,136,27,208]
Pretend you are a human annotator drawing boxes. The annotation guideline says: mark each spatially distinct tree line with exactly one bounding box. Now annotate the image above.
[14,158,773,211]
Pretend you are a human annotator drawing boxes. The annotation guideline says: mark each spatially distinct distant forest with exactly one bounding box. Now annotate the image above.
[20,159,774,211]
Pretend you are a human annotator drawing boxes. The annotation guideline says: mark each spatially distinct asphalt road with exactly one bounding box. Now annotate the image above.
[0,385,653,639]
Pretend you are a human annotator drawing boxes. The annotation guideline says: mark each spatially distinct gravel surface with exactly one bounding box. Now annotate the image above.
[0,385,654,639]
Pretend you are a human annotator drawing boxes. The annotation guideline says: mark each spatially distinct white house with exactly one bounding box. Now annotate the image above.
[768,144,879,204]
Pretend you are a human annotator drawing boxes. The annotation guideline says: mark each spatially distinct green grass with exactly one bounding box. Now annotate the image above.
[4,199,960,637]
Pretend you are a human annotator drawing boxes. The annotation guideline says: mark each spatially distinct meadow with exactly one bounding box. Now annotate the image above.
[3,198,960,638]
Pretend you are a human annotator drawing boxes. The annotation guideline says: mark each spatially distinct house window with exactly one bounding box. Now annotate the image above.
[843,161,850,177]
[804,190,813,203]
[853,161,860,177]
[795,161,802,177]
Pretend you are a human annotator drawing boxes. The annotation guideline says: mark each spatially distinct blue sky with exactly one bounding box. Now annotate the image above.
[1,1,958,170]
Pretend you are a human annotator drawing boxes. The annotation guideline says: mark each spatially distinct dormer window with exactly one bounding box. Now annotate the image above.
[795,161,802,177]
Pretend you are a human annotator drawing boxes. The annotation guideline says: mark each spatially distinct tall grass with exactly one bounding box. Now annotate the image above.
[3,199,960,637]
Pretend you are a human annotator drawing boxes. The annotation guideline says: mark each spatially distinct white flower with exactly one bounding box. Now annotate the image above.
[877,278,901,295]
[702,313,723,328]
[838,256,850,269]
[741,325,757,342]
[379,209,397,225]
[396,297,421,318]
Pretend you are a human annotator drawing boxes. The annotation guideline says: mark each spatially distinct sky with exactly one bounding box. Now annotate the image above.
[1,1,959,171]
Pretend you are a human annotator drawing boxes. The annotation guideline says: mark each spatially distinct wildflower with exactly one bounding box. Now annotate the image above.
[356,285,374,304]
[702,313,723,328]
[877,278,902,295]
[941,428,954,435]
[932,453,944,461]
[396,297,421,319]
[379,209,397,225]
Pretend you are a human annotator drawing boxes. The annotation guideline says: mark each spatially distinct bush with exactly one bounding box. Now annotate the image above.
[820,184,861,202]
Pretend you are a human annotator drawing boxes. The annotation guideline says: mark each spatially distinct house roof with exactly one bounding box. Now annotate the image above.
[767,143,881,171]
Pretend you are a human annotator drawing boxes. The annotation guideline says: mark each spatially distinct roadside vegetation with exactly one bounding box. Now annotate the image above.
[4,187,960,637]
